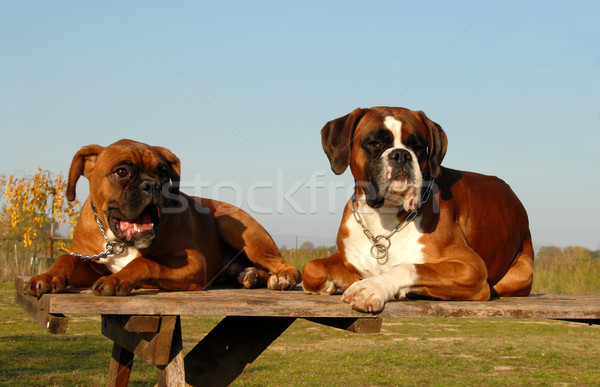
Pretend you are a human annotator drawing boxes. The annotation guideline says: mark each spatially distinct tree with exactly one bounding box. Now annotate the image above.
[299,241,315,251]
[0,169,80,260]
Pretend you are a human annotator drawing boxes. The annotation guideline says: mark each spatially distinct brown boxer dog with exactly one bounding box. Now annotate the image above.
[302,107,534,312]
[24,139,300,296]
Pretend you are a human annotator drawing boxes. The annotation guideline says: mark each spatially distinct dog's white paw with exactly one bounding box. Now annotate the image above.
[341,278,389,313]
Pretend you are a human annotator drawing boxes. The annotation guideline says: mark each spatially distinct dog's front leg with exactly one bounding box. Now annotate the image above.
[92,255,205,296]
[342,258,492,312]
[24,254,109,296]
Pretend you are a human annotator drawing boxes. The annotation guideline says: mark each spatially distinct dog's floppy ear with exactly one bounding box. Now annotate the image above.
[67,144,104,201]
[154,146,181,194]
[321,108,366,175]
[418,110,447,179]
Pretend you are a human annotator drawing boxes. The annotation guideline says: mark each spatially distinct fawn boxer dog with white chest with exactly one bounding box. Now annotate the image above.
[302,107,533,312]
[25,139,300,296]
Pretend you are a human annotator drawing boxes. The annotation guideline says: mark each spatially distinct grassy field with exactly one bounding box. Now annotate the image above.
[2,283,599,386]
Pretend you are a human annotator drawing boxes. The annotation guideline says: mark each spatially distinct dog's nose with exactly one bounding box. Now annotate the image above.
[140,179,160,193]
[388,149,412,165]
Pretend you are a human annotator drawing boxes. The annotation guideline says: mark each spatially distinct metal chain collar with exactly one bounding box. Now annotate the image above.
[68,203,126,261]
[351,180,434,262]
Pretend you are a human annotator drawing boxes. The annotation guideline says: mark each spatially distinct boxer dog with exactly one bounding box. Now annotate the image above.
[24,139,300,296]
[302,107,534,312]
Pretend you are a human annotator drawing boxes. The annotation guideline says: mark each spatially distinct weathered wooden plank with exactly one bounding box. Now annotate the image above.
[15,277,600,321]
[184,316,296,387]
[37,291,600,320]
[14,285,69,334]
[18,285,371,318]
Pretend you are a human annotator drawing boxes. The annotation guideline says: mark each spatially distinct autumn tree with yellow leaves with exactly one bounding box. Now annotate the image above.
[0,169,80,269]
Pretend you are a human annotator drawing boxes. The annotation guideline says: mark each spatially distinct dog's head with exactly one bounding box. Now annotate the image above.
[66,139,181,249]
[321,107,447,209]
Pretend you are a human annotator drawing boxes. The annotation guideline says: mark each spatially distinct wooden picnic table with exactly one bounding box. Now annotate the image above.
[15,276,600,386]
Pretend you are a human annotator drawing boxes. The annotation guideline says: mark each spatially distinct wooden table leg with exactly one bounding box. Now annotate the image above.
[156,316,185,387]
[107,343,134,387]
[102,315,185,387]
[184,316,296,387]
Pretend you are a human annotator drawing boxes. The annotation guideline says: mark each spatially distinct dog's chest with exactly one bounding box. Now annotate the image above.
[341,206,425,278]
[97,247,139,273]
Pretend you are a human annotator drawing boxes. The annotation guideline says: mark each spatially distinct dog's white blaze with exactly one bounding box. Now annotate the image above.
[383,116,403,148]
[341,196,424,297]
[382,115,421,172]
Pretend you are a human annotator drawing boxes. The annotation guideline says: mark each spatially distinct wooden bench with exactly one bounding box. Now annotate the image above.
[15,276,600,386]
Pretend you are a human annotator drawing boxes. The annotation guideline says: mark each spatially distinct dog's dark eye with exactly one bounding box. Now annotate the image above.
[158,167,170,180]
[113,168,129,179]
[366,141,380,149]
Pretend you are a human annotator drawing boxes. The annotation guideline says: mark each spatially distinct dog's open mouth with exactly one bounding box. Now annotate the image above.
[385,167,419,211]
[386,166,413,191]
[109,206,161,245]
[387,166,410,184]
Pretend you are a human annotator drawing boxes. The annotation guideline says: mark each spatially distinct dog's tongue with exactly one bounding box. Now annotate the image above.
[119,212,153,239]
[404,192,417,211]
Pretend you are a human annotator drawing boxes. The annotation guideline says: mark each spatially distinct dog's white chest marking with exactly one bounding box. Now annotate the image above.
[342,200,425,278]
[97,246,139,273]
[100,229,140,273]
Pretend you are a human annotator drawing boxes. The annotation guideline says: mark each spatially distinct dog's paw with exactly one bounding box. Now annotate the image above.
[341,279,388,313]
[92,276,133,296]
[267,272,298,291]
[23,273,68,296]
[237,267,259,288]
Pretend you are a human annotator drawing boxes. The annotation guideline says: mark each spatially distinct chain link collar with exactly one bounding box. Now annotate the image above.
[68,203,126,261]
[351,180,434,263]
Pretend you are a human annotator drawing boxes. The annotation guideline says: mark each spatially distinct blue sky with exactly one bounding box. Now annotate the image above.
[2,1,599,250]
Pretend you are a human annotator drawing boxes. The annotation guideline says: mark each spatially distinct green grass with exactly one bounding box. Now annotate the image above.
[532,246,600,295]
[235,318,600,386]
[1,286,599,386]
